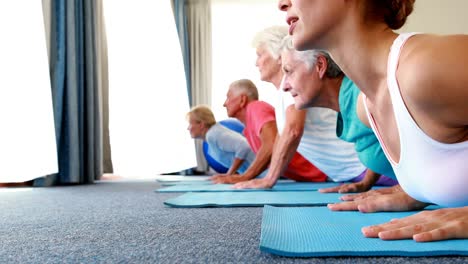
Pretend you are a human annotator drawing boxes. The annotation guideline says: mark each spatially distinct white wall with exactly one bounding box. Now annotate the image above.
[211,0,284,121]
[400,0,468,34]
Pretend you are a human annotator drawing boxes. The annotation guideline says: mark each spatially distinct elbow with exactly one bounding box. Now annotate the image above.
[285,126,304,141]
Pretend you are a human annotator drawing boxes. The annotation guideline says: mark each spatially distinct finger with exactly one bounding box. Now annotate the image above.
[357,195,396,213]
[327,201,359,211]
[232,183,242,189]
[233,182,250,189]
[340,193,361,201]
[379,218,448,241]
[363,210,433,237]
[362,219,418,238]
[413,225,456,242]
[319,186,341,193]
[338,184,358,193]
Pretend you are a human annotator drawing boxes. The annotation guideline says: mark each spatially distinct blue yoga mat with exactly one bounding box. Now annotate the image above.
[159,179,296,187]
[155,175,211,182]
[157,182,340,192]
[164,191,342,208]
[159,180,212,186]
[260,206,468,257]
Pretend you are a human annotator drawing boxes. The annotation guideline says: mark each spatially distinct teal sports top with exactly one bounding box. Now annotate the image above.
[336,77,396,179]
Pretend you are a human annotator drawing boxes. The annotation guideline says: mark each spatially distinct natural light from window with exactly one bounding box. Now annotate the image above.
[103,0,197,177]
[0,2,58,182]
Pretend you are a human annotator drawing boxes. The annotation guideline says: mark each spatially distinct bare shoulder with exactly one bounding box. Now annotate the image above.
[397,34,468,125]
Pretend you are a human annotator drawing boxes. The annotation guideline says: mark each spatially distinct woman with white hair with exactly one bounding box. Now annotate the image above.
[234,26,373,191]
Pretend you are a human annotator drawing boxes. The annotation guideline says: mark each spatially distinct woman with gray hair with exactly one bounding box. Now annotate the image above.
[234,26,368,190]
[281,35,398,193]
[187,105,255,176]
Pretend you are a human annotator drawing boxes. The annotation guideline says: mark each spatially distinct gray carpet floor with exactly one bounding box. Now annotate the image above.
[0,179,466,264]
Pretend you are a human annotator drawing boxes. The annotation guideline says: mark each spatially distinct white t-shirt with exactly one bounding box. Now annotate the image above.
[275,88,365,182]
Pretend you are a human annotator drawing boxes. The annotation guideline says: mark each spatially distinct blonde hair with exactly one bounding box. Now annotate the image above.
[187,105,216,128]
[252,26,288,59]
[229,79,259,101]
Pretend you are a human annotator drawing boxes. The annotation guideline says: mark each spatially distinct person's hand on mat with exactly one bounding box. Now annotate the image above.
[328,186,428,213]
[362,206,468,242]
[233,178,274,189]
[339,185,402,201]
[211,173,230,179]
[319,181,372,194]
[210,174,246,184]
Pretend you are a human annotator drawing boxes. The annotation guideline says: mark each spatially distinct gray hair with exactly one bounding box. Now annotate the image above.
[229,79,259,101]
[252,26,288,59]
[282,36,343,78]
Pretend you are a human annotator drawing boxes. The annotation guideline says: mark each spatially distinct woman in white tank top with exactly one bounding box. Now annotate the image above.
[279,0,468,242]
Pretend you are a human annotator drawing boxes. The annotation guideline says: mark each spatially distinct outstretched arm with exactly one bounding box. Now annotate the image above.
[211,121,277,184]
[211,157,245,179]
[234,105,305,189]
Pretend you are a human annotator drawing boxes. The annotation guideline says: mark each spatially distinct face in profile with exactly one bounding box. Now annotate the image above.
[187,116,203,139]
[278,0,345,51]
[255,45,282,83]
[223,87,243,118]
[281,50,322,109]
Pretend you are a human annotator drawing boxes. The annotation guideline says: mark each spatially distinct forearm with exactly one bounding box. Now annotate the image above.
[241,146,272,181]
[360,169,381,187]
[226,158,244,175]
[264,132,301,185]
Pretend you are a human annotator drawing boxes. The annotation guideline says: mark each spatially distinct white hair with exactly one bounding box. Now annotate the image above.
[282,35,343,78]
[252,26,288,59]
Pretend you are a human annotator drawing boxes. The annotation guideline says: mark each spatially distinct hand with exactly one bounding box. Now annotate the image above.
[233,178,274,189]
[327,185,428,213]
[211,173,229,179]
[339,185,402,202]
[210,174,245,184]
[319,181,372,194]
[362,206,468,242]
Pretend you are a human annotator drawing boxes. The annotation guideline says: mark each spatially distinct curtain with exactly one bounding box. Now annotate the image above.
[0,2,58,183]
[172,0,212,173]
[172,0,192,102]
[94,0,113,174]
[36,0,103,186]
[103,0,196,177]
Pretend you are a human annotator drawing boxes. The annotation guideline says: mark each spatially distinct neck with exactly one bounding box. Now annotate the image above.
[270,71,284,90]
[200,126,210,140]
[312,76,343,112]
[326,22,397,100]
[234,106,248,124]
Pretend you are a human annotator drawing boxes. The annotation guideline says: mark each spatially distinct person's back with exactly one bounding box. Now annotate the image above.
[205,123,255,174]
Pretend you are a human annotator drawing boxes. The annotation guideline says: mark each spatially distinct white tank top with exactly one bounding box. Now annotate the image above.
[275,88,365,182]
[364,33,468,207]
